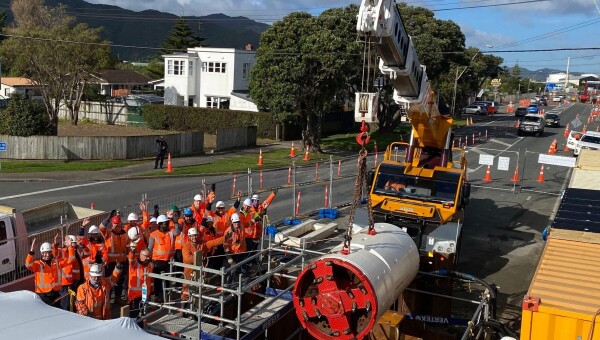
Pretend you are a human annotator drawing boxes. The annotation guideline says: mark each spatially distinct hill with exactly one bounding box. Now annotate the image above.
[520,67,581,82]
[2,0,270,61]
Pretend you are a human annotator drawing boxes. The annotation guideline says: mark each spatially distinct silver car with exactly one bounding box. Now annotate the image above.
[461,104,486,115]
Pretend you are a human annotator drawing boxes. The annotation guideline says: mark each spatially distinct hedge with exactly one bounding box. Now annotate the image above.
[143,105,278,139]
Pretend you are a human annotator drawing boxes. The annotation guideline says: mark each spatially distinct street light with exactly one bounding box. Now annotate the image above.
[451,45,493,116]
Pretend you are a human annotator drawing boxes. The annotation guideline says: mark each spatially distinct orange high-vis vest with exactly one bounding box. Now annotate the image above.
[175,221,195,250]
[150,230,175,261]
[127,252,153,301]
[53,244,79,286]
[224,228,246,254]
[239,210,261,240]
[75,269,120,320]
[26,247,74,293]
[209,207,236,237]
[105,231,128,263]
[80,238,109,265]
[190,203,206,225]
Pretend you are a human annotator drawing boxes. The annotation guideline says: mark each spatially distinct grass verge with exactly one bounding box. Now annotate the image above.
[0,159,145,173]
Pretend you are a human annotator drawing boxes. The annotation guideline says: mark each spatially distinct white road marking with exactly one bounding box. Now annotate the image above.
[527,196,531,201]
[489,138,512,147]
[467,147,490,155]
[0,181,112,200]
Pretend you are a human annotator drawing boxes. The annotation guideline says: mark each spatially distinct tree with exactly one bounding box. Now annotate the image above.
[161,17,205,54]
[250,7,362,151]
[0,93,50,136]
[0,0,112,132]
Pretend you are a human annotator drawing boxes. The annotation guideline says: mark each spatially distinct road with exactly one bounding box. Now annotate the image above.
[1,103,595,330]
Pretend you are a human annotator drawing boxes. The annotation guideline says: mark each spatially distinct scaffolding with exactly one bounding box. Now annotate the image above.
[140,236,321,340]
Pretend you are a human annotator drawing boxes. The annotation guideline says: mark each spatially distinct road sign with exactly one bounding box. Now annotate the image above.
[497,157,510,171]
[538,154,576,168]
[0,142,6,152]
[478,154,494,166]
[491,78,501,86]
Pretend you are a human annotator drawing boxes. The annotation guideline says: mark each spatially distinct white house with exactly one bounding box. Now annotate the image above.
[0,77,43,100]
[162,46,258,112]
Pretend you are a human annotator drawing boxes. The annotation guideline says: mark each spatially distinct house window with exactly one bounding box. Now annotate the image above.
[206,96,229,109]
[167,60,186,75]
[243,63,251,79]
[188,61,194,76]
[205,62,226,73]
[0,221,7,246]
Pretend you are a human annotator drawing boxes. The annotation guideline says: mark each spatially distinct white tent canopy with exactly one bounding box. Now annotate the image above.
[0,290,161,339]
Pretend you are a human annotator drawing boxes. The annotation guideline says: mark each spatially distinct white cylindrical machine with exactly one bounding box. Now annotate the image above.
[293,223,419,340]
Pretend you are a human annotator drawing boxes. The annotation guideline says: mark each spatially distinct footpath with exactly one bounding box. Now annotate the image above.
[0,142,293,182]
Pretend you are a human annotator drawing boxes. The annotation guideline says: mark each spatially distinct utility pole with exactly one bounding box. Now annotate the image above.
[565,57,570,89]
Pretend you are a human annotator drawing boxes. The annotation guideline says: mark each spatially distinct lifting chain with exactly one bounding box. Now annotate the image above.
[342,123,376,255]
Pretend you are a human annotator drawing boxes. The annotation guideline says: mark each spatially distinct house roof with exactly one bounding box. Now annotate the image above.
[231,90,254,102]
[1,77,36,87]
[92,70,153,85]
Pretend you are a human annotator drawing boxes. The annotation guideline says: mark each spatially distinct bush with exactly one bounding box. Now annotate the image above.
[0,94,51,136]
[143,104,278,139]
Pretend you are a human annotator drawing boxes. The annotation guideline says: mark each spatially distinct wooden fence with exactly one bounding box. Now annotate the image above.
[0,133,204,160]
[57,101,129,125]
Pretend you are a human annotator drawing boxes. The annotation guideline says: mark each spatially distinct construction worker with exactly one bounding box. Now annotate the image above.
[190,194,206,224]
[78,220,108,279]
[99,210,121,238]
[75,263,122,320]
[53,234,84,311]
[148,213,182,301]
[168,205,184,231]
[127,224,148,254]
[105,214,129,305]
[181,228,229,299]
[249,191,276,216]
[200,216,222,270]
[207,194,241,237]
[384,177,406,191]
[127,247,153,318]
[175,208,197,262]
[26,236,75,307]
[239,199,261,255]
[224,213,246,265]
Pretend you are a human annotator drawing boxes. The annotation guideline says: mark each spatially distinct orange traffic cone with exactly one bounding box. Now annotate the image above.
[257,148,263,166]
[583,125,587,134]
[537,165,545,183]
[289,141,296,158]
[165,153,173,173]
[564,143,570,152]
[511,165,520,183]
[547,143,555,155]
[303,147,310,161]
[483,165,492,182]
[563,124,569,138]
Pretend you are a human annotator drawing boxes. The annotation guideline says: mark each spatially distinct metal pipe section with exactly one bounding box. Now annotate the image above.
[293,223,419,340]
[441,128,452,167]
[406,129,415,163]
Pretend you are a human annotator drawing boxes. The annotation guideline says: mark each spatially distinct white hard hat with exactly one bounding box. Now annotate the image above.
[205,216,213,223]
[89,264,103,277]
[40,242,52,252]
[127,212,138,221]
[243,198,252,207]
[188,228,199,236]
[251,194,259,200]
[150,217,157,223]
[88,225,100,234]
[194,194,203,201]
[157,215,168,224]
[67,235,77,243]
[216,201,225,208]
[127,227,139,240]
[231,213,240,223]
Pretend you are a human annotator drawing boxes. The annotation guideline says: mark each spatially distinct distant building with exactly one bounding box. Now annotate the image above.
[89,70,153,97]
[162,45,258,112]
[0,77,43,100]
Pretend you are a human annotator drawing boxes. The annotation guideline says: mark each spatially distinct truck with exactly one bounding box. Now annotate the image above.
[0,201,106,288]
[579,82,590,103]
[521,149,600,339]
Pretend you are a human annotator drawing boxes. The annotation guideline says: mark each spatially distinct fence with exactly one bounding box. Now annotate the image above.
[57,101,129,125]
[215,126,257,151]
[0,132,204,160]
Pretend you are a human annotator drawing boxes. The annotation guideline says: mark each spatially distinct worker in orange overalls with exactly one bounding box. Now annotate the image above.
[181,228,229,299]
[148,213,182,301]
[127,247,153,318]
[200,216,222,270]
[75,263,121,320]
[190,194,207,225]
[105,214,129,305]
[249,191,276,216]
[239,199,261,256]
[175,208,197,262]
[224,213,246,265]
[26,236,75,307]
[53,234,84,311]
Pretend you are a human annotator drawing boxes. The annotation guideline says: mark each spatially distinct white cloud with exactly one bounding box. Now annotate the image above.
[461,25,514,49]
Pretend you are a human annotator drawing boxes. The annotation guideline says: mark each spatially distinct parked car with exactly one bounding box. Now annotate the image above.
[515,107,528,117]
[472,101,498,115]
[461,104,486,115]
[573,131,600,156]
[518,114,545,137]
[538,98,548,106]
[527,104,540,114]
[567,130,582,150]
[544,113,560,127]
[552,96,562,102]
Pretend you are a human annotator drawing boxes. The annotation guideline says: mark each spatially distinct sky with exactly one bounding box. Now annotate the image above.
[85,0,600,74]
